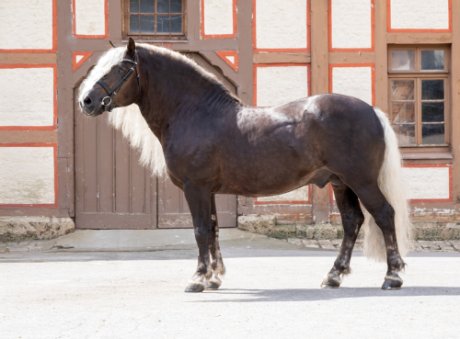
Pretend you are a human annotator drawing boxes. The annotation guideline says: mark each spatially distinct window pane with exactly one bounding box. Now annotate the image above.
[158,0,170,13]
[422,124,445,144]
[140,0,154,13]
[130,15,139,33]
[170,0,182,12]
[130,0,139,13]
[422,79,444,100]
[392,102,415,123]
[391,80,414,100]
[158,0,182,13]
[390,50,415,71]
[157,15,182,33]
[422,102,444,122]
[421,50,445,70]
[394,124,416,146]
[157,15,170,32]
[140,15,155,32]
[169,15,182,32]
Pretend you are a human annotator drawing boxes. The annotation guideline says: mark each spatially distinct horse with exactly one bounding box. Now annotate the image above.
[79,38,412,292]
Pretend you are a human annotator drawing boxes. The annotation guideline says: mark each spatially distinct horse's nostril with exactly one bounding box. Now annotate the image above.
[83,96,92,106]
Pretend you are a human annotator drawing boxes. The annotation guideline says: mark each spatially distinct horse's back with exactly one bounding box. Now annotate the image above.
[278,94,381,131]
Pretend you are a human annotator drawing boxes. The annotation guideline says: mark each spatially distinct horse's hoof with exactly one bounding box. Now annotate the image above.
[206,276,222,290]
[321,273,342,288]
[184,282,206,293]
[381,273,403,290]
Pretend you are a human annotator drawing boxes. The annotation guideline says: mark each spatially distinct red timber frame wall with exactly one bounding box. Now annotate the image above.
[1,0,460,229]
[0,0,63,218]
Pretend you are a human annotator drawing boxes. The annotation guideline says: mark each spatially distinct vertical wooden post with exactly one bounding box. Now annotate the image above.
[310,0,330,223]
[374,0,389,111]
[451,0,460,204]
[237,0,254,105]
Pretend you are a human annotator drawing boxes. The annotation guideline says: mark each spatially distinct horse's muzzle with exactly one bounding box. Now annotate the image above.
[80,95,103,116]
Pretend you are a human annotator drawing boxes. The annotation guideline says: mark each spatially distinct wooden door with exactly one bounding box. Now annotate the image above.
[75,109,157,229]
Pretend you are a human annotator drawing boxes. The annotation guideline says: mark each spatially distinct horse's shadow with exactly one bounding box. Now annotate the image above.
[197,286,460,303]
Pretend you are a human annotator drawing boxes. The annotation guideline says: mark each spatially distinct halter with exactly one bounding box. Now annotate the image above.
[96,55,140,109]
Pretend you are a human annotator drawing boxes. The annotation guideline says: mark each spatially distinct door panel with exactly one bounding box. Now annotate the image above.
[75,108,156,229]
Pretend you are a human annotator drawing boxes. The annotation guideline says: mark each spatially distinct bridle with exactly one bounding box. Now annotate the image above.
[96,55,140,109]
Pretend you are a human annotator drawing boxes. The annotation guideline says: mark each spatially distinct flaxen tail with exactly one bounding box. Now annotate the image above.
[362,108,412,261]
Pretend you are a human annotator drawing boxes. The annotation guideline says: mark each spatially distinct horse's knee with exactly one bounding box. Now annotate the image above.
[194,224,210,242]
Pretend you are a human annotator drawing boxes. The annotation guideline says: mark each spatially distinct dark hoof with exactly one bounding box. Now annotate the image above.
[381,273,403,290]
[206,276,222,290]
[321,273,342,288]
[185,282,206,293]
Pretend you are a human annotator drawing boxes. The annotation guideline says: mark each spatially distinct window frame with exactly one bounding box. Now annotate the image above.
[388,46,450,150]
[122,0,187,40]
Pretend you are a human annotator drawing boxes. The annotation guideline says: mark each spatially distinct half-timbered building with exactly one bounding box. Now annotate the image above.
[0,0,459,239]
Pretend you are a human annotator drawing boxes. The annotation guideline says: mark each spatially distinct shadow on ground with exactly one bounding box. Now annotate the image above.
[196,286,460,302]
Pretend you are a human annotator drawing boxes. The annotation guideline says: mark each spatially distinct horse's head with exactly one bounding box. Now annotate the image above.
[79,38,140,116]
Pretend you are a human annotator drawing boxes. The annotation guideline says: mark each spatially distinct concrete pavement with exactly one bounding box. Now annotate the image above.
[1,229,460,338]
[2,228,459,254]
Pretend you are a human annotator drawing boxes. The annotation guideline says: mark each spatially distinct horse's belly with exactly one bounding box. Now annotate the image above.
[217,163,323,196]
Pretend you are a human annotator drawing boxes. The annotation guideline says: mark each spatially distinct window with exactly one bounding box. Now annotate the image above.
[388,47,449,147]
[126,0,185,37]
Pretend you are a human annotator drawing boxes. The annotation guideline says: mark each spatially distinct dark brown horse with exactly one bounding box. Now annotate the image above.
[79,38,412,292]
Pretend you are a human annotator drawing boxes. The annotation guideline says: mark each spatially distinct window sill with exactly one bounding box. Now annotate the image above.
[401,150,453,161]
[123,35,188,43]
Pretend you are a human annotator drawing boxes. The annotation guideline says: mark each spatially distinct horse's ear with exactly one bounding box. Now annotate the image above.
[127,37,136,58]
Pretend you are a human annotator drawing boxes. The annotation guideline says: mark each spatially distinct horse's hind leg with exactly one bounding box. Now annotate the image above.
[322,182,364,288]
[207,194,226,290]
[353,183,405,290]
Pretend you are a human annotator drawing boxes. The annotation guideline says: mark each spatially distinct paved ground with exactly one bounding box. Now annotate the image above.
[288,237,460,252]
[1,230,460,338]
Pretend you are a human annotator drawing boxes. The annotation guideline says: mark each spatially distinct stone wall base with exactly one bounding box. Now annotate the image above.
[238,214,460,241]
[0,217,75,242]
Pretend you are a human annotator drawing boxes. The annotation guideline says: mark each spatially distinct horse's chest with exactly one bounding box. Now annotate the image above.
[163,137,216,179]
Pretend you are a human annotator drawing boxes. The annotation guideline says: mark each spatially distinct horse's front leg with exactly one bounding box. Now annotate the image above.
[183,182,213,293]
[207,194,226,290]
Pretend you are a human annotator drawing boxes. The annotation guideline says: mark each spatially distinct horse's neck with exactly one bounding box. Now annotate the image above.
[137,51,240,135]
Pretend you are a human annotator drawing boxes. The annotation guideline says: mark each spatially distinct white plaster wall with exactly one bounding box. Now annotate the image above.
[0,68,54,127]
[226,55,235,64]
[258,187,309,203]
[331,66,372,105]
[331,0,372,49]
[402,167,450,200]
[0,0,53,50]
[203,0,234,36]
[256,66,309,107]
[75,0,106,36]
[0,147,55,204]
[390,0,449,30]
[76,55,84,63]
[256,0,307,49]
